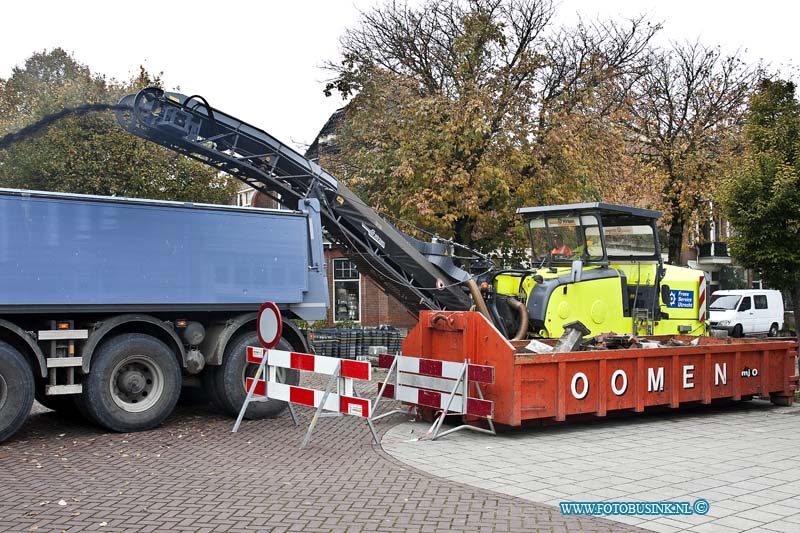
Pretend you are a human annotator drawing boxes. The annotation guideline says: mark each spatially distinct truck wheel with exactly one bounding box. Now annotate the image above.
[768,323,779,337]
[0,341,35,443]
[201,365,226,412]
[77,334,181,433]
[210,333,299,419]
[732,324,743,338]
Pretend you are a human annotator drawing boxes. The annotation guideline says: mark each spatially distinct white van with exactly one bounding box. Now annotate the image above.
[709,289,784,337]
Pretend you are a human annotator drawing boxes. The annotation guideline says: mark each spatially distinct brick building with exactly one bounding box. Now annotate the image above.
[324,247,418,329]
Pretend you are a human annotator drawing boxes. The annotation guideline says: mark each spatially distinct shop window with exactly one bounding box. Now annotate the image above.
[333,258,360,322]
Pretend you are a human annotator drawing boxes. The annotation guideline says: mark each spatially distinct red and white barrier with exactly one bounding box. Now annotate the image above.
[232,302,372,448]
[244,347,371,418]
[247,347,371,381]
[368,354,496,441]
[376,354,493,418]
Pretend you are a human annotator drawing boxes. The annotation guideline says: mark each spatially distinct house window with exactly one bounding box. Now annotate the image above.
[333,258,360,322]
[236,189,255,206]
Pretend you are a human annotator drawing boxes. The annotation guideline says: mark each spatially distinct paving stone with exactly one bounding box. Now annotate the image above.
[780,513,800,524]
[690,521,743,533]
[714,485,754,497]
[643,521,681,533]
[0,378,636,533]
[736,508,791,525]
[713,499,759,513]
[712,514,768,530]
[648,516,697,531]
[702,504,738,519]
[383,398,800,533]
[736,492,780,506]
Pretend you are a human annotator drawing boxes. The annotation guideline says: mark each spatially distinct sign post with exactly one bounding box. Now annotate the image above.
[233,302,298,433]
[232,302,373,448]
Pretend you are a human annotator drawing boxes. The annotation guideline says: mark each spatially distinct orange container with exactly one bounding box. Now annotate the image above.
[402,311,799,426]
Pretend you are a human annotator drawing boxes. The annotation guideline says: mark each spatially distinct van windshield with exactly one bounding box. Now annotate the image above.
[710,294,741,311]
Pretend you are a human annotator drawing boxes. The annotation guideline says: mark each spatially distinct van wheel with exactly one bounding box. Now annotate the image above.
[77,334,181,433]
[210,332,299,419]
[768,323,779,337]
[732,324,743,338]
[0,341,35,443]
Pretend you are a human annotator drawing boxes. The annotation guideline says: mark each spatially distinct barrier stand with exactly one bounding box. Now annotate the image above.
[232,349,299,434]
[234,300,297,434]
[366,355,415,444]
[368,354,496,442]
[233,346,372,448]
[300,358,340,449]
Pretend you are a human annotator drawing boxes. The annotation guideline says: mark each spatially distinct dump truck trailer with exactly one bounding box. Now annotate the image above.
[0,188,326,442]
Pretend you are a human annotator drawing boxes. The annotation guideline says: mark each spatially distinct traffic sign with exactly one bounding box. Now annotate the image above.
[257,301,282,349]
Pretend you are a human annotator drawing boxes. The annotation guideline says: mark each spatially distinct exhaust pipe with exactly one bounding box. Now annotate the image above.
[467,279,493,325]
[508,298,529,341]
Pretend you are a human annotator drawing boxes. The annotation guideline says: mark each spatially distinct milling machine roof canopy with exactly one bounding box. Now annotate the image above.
[516,202,661,220]
[518,202,663,265]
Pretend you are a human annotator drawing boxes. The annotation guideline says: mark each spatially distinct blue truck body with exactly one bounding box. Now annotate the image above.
[0,188,328,320]
[0,187,332,442]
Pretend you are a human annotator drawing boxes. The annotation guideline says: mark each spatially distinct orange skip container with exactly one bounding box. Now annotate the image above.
[402,311,799,426]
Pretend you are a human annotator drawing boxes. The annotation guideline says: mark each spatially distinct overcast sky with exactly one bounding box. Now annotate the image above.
[1,1,797,152]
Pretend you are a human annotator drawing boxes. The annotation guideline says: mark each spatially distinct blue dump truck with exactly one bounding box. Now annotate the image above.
[0,188,327,441]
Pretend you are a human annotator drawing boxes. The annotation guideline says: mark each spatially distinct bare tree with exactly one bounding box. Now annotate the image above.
[329,0,658,140]
[324,0,660,253]
[622,41,761,264]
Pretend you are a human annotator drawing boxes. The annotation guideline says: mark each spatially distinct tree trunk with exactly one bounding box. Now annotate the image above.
[667,215,685,265]
[453,216,476,250]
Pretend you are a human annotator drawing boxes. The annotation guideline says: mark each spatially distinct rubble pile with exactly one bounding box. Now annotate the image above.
[520,321,700,355]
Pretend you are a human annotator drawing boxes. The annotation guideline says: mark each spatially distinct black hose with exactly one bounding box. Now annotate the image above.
[182,94,220,137]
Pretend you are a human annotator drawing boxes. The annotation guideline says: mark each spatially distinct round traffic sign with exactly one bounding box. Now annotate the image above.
[257,302,283,349]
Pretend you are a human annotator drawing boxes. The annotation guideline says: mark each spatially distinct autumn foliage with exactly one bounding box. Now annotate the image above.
[325,0,760,264]
[0,49,237,204]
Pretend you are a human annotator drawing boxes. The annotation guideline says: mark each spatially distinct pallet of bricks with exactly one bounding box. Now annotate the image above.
[310,326,403,359]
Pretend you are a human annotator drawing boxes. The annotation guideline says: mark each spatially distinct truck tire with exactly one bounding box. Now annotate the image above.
[0,341,35,443]
[201,364,226,413]
[732,324,743,338]
[77,334,181,433]
[768,323,779,337]
[208,333,299,419]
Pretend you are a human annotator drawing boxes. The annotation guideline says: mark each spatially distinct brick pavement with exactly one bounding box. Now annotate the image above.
[383,400,800,533]
[0,375,637,533]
